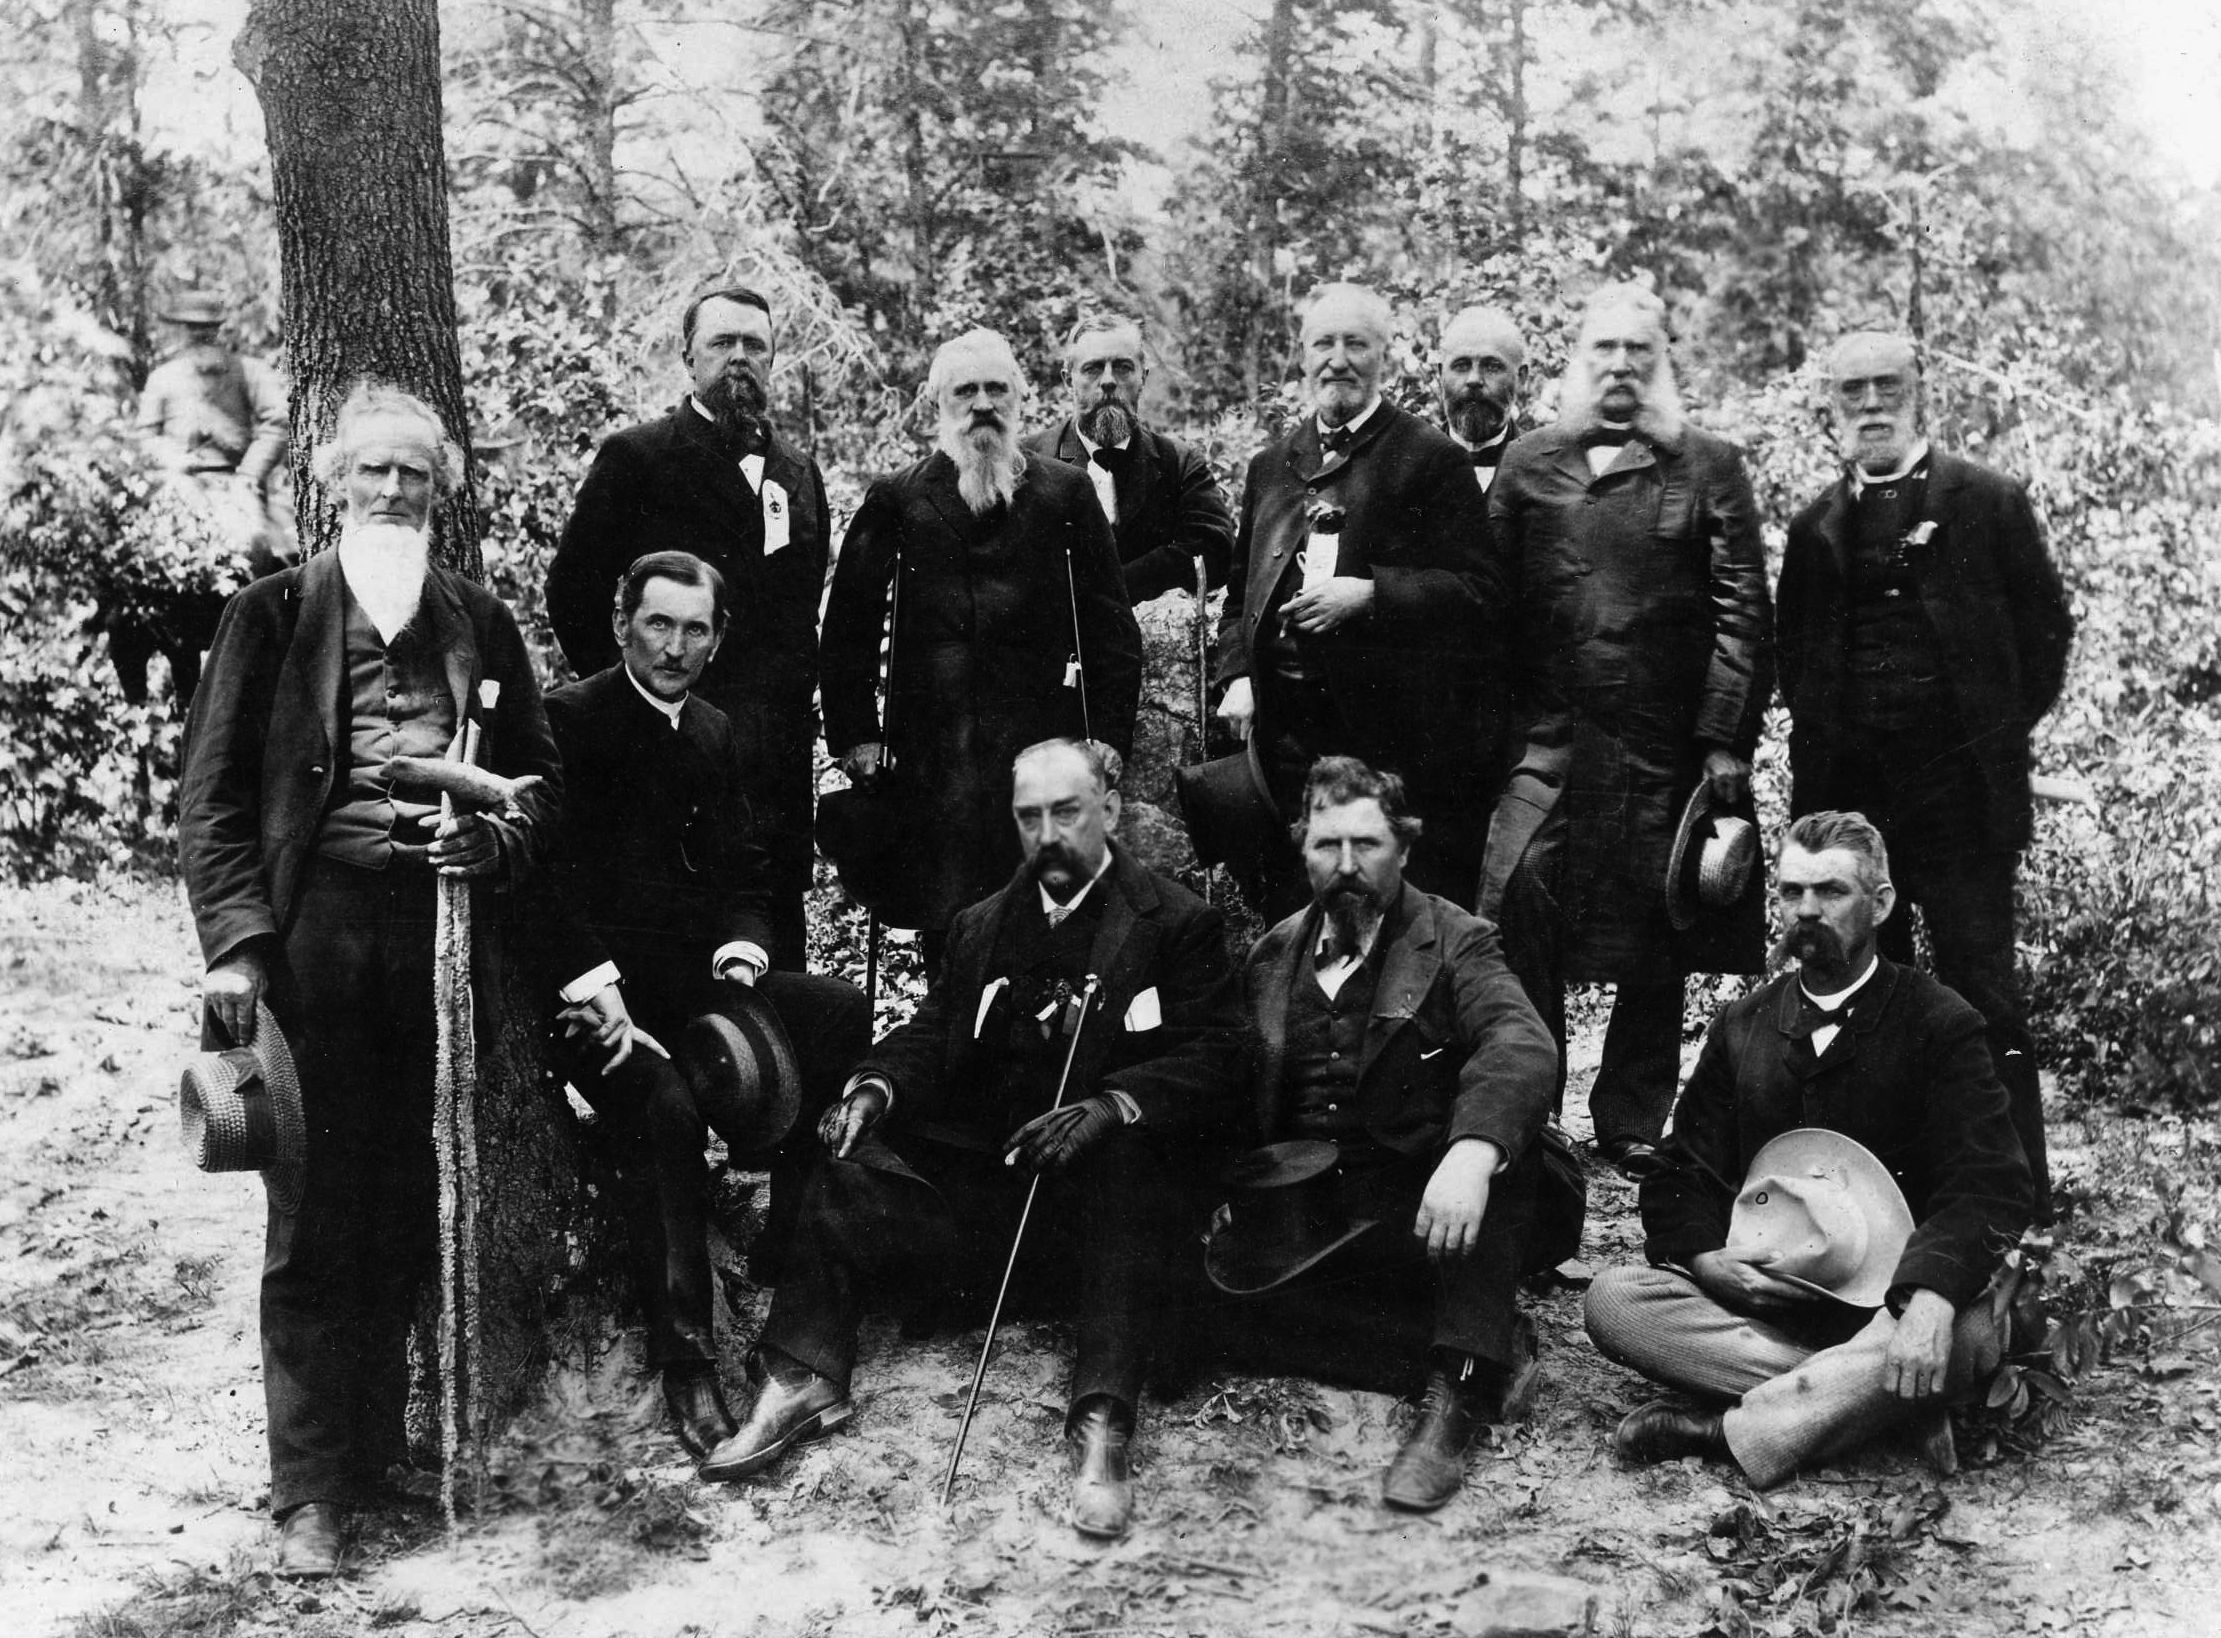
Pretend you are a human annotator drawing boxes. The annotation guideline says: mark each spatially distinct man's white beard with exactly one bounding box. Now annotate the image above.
[938,416,1024,515]
[1556,357,1685,444]
[338,520,433,643]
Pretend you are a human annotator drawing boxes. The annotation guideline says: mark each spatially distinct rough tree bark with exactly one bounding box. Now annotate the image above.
[231,0,621,1453]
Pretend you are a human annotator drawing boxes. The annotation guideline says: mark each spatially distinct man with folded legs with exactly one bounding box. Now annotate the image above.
[535,550,869,1459]
[702,737,1243,1538]
[1224,756,1567,1511]
[1583,811,2034,1487]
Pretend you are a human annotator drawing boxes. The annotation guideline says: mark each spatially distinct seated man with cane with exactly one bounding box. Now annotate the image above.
[531,550,869,1460]
[1584,810,2034,1487]
[702,737,1243,1540]
[1207,756,1576,1512]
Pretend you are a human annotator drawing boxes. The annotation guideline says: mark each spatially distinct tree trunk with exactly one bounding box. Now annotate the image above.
[232,0,620,1461]
[1244,0,1298,402]
[70,0,153,380]
[1505,0,1528,241]
[898,0,935,324]
[575,0,622,255]
[235,0,480,567]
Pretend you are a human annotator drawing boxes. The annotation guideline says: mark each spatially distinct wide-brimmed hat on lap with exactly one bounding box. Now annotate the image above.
[1726,1129,1914,1308]
[1174,733,1281,881]
[1205,1140,1376,1296]
[679,987,802,1157]
[1665,781,1759,931]
[179,1000,306,1213]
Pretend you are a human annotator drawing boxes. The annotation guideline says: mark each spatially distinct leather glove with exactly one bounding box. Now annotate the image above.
[817,1083,889,1158]
[1004,1096,1123,1175]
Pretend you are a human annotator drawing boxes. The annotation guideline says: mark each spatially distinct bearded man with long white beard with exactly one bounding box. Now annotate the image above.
[179,382,561,1578]
[1481,284,1773,1180]
[820,327,1142,977]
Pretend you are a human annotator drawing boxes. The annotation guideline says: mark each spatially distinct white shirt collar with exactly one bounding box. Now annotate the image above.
[1040,847,1116,918]
[624,664,687,728]
[1317,395,1383,443]
[1848,439,1932,495]
[1075,426,1133,456]
[1801,953,1880,1011]
[1449,423,1512,456]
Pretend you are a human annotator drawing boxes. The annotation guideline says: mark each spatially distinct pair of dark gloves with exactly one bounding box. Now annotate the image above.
[815,1085,1123,1174]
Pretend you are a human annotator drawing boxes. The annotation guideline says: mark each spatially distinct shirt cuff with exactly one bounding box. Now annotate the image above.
[1106,1090,1143,1126]
[842,1070,894,1115]
[559,961,621,1006]
[712,941,769,982]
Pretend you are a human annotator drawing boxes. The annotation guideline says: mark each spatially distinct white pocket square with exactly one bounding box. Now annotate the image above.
[1419,1046,1446,1061]
[1122,987,1162,1032]
[974,976,1009,1039]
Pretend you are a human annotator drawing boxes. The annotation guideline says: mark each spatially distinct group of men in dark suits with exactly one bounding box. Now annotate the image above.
[177,272,2070,1574]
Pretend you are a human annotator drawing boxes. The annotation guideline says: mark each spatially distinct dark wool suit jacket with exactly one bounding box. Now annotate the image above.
[1023,418,1237,603]
[534,666,776,989]
[857,842,1244,1153]
[178,551,561,996]
[547,402,831,768]
[1243,885,1558,1164]
[819,450,1144,927]
[1214,400,1505,800]
[1779,451,2074,854]
[1640,959,2035,1310]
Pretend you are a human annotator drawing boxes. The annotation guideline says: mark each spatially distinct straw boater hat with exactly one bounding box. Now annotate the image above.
[1205,1140,1376,1296]
[160,290,227,327]
[178,1001,307,1213]
[1174,732,1281,882]
[1725,1129,1914,1308]
[1665,781,1759,931]
[679,988,803,1158]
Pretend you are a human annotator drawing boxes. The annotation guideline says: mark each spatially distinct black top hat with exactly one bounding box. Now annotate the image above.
[178,1001,307,1213]
[1205,1139,1377,1296]
[678,987,802,1157]
[1174,733,1282,880]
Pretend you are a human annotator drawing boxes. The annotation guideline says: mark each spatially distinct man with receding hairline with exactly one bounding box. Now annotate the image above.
[1215,282,1506,913]
[181,381,562,1576]
[1434,304,1529,491]
[1025,312,1235,603]
[549,287,833,972]
[1778,326,2073,1217]
[820,329,1143,966]
[1484,283,1772,1179]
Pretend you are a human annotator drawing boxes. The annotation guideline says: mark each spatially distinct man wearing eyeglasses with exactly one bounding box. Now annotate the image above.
[1777,327,2074,1218]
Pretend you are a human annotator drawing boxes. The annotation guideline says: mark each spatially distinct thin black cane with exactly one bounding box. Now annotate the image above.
[941,973,1104,1505]
[863,912,882,1009]
[1063,545,1092,741]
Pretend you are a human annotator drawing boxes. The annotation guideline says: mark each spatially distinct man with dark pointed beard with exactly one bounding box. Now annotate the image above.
[820,328,1143,974]
[549,288,832,973]
[1023,312,1235,604]
[1482,284,1772,1180]
[1433,304,1529,492]
[179,381,561,1578]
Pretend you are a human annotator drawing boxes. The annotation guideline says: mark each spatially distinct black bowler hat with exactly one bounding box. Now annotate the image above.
[678,988,802,1157]
[1205,1140,1376,1297]
[1174,733,1282,880]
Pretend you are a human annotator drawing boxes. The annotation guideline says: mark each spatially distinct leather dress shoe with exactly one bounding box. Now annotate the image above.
[1595,1136,1668,1182]
[699,1358,852,1482]
[664,1366,737,1460]
[275,1501,344,1578]
[1068,1396,1134,1540]
[1614,1400,1728,1465]
[1382,1356,1482,1511]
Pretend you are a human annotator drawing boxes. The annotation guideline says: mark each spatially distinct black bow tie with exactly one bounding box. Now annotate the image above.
[1468,443,1504,469]
[1089,444,1130,473]
[1320,425,1355,456]
[1787,991,1856,1041]
[1581,426,1636,451]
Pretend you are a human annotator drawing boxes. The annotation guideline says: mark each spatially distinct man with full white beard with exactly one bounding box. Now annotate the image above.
[179,381,561,1578]
[820,328,1142,976]
[1482,285,1772,1180]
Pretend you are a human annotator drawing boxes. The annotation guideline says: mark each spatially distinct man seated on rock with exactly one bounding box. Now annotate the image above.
[701,736,1244,1540]
[1584,810,2034,1488]
[1212,756,1569,1512]
[534,549,869,1460]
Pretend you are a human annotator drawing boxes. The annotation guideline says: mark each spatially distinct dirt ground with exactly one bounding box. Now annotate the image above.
[5,874,2220,1638]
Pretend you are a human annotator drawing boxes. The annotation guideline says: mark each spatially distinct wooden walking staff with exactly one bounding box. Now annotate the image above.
[942,973,1104,1505]
[431,686,495,1531]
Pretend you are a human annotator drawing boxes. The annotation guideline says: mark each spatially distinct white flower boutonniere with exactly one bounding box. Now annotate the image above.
[1902,521,1938,549]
